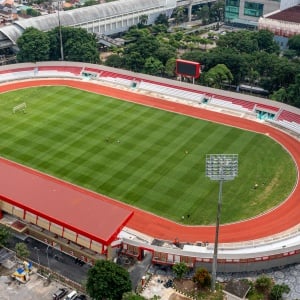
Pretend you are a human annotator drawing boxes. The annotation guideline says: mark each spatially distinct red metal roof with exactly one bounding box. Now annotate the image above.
[0,157,133,245]
[266,5,300,23]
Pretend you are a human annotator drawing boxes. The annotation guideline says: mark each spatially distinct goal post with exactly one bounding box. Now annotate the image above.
[13,102,27,114]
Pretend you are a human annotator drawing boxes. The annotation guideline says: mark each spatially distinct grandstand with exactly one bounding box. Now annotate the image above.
[0,61,300,273]
[1,61,298,134]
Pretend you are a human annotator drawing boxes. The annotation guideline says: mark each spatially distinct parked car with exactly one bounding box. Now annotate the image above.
[64,290,78,300]
[53,288,68,300]
[74,295,86,300]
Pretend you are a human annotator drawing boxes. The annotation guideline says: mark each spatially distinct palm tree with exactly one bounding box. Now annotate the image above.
[173,7,186,25]
[139,14,148,26]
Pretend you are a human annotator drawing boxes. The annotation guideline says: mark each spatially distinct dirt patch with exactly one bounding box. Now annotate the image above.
[173,279,198,298]
[141,275,194,300]
[0,265,13,276]
[100,51,113,62]
[174,279,196,290]
[169,293,190,300]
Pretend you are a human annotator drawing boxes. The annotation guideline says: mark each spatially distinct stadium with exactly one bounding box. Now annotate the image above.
[0,61,300,274]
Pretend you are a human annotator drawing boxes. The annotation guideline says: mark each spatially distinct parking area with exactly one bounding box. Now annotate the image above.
[0,270,70,300]
[0,258,186,300]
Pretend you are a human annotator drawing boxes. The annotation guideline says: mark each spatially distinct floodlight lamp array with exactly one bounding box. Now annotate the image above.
[205,154,238,181]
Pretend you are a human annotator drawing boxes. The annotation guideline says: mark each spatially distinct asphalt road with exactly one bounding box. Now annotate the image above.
[8,236,91,284]
[8,234,151,291]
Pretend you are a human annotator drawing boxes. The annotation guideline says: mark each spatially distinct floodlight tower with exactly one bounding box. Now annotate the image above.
[58,0,64,61]
[205,154,238,292]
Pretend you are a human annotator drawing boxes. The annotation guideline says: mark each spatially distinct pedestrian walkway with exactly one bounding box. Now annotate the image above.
[140,275,176,300]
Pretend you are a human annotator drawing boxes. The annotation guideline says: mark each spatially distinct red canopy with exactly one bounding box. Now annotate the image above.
[0,158,133,245]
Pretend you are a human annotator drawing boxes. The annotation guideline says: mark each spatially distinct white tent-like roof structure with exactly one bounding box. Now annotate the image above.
[0,0,176,47]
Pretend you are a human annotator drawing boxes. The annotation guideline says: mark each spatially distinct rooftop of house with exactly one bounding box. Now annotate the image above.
[266,5,300,24]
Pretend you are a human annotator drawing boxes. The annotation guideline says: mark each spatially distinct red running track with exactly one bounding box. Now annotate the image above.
[1,79,299,243]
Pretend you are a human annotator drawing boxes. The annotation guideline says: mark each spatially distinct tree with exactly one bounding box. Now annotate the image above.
[198,38,212,51]
[193,267,211,288]
[172,31,184,42]
[216,30,278,55]
[237,34,258,54]
[197,5,210,25]
[172,262,188,280]
[122,30,163,73]
[154,44,176,65]
[138,14,148,27]
[105,54,124,68]
[271,87,288,103]
[247,67,260,88]
[15,242,30,259]
[151,24,168,35]
[65,39,99,63]
[254,275,273,295]
[126,33,160,60]
[210,0,225,25]
[257,30,279,53]
[155,13,169,26]
[282,49,298,59]
[26,8,41,17]
[48,27,100,63]
[123,51,145,72]
[124,27,150,41]
[217,31,259,54]
[253,51,282,92]
[204,64,233,88]
[0,225,11,246]
[17,27,50,62]
[143,56,164,75]
[263,57,300,93]
[181,50,204,64]
[86,260,132,300]
[270,283,290,300]
[122,292,146,300]
[172,6,186,24]
[192,47,247,85]
[285,74,300,108]
[83,0,98,7]
[288,34,300,56]
[165,57,176,77]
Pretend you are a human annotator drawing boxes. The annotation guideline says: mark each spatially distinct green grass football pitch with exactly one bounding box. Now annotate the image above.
[0,86,296,225]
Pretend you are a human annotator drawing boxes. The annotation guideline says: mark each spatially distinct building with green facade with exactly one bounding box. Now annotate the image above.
[225,0,299,28]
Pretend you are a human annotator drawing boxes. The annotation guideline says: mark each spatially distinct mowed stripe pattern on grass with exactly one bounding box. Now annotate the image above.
[0,86,296,225]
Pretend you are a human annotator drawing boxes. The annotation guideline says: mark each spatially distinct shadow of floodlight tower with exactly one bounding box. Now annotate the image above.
[34,246,40,266]
[46,244,51,270]
[205,154,238,292]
